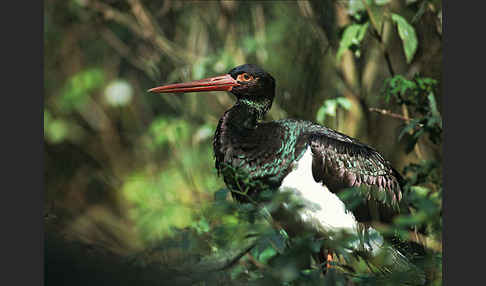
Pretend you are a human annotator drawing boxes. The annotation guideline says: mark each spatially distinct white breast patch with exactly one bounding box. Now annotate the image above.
[279,148,358,233]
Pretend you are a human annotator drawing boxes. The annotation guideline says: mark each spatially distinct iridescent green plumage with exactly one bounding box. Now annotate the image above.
[213,103,311,200]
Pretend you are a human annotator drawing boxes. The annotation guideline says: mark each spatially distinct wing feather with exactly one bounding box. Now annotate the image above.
[307,130,403,210]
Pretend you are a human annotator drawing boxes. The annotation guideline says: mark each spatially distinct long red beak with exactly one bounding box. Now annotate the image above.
[148,74,239,94]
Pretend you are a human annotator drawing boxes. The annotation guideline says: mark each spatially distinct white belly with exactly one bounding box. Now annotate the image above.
[278,148,383,253]
[279,148,358,233]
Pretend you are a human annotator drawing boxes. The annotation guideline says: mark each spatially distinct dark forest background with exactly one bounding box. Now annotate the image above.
[44,1,442,285]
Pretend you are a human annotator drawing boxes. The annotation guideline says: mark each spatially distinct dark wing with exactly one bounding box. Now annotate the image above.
[307,127,426,275]
[306,126,404,221]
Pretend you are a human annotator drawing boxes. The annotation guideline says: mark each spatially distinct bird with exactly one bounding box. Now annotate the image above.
[149,64,425,283]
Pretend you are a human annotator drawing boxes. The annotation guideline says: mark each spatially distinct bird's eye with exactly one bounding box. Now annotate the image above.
[237,73,254,82]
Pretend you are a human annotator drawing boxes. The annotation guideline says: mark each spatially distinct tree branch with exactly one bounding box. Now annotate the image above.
[369,107,423,127]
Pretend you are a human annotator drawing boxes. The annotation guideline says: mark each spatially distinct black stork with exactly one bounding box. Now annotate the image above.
[149,64,425,283]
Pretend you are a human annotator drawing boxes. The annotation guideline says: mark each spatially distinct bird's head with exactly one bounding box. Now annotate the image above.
[149,64,276,115]
[227,64,275,104]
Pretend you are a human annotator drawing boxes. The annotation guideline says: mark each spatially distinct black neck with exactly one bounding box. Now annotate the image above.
[213,101,265,167]
[223,101,260,130]
[236,97,272,122]
[213,96,274,175]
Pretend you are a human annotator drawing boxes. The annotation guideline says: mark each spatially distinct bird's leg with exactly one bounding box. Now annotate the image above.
[326,251,333,269]
[315,247,334,275]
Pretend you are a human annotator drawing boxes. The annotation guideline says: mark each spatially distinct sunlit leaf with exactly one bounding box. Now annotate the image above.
[258,246,277,263]
[323,101,336,116]
[336,22,369,62]
[374,0,390,5]
[411,186,429,197]
[316,106,327,124]
[194,218,210,234]
[316,98,348,123]
[336,97,352,110]
[391,13,418,63]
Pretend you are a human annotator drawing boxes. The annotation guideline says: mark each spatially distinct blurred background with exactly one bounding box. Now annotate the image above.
[44,0,442,284]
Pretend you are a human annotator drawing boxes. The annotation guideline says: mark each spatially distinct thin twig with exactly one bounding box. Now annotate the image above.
[369,107,423,127]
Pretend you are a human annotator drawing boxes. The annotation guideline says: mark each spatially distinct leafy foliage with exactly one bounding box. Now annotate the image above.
[382,75,442,153]
[391,14,419,63]
[59,68,105,111]
[316,97,353,124]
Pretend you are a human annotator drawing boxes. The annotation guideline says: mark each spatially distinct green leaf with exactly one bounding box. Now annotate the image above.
[394,212,427,227]
[348,0,373,14]
[412,128,425,140]
[192,218,210,234]
[374,0,390,5]
[336,97,352,110]
[391,14,418,63]
[427,93,442,128]
[336,22,369,62]
[398,119,419,140]
[316,99,338,123]
[59,68,104,111]
[316,106,327,123]
[356,22,370,42]
[411,186,429,197]
[258,246,277,263]
[324,100,336,116]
